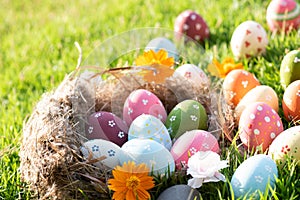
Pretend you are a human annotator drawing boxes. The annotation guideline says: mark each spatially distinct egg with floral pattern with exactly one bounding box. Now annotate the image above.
[235,85,279,121]
[128,114,172,150]
[145,37,179,60]
[86,111,128,147]
[170,130,219,169]
[81,139,122,169]
[266,0,300,32]
[120,139,175,175]
[280,50,300,88]
[269,126,300,166]
[173,64,210,86]
[230,20,268,59]
[165,100,208,139]
[231,154,278,199]
[239,102,283,152]
[123,89,167,126]
[174,10,210,43]
[223,69,260,106]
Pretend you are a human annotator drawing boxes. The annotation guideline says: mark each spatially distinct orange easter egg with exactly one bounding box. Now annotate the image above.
[282,80,300,122]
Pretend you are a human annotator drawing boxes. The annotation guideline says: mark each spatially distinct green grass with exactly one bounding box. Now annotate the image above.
[0,0,300,199]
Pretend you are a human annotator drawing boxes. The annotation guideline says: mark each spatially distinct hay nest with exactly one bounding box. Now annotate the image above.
[19,67,234,199]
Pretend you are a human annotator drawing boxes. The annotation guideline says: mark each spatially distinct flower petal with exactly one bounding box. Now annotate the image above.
[187,177,204,189]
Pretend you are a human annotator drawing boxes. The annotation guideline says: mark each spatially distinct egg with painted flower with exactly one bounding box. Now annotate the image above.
[128,114,172,150]
[280,50,300,88]
[173,64,210,86]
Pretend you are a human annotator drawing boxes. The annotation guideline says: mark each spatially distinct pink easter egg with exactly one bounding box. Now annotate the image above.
[174,10,210,43]
[170,130,219,169]
[239,102,284,152]
[123,89,167,126]
[86,111,129,147]
[266,0,300,32]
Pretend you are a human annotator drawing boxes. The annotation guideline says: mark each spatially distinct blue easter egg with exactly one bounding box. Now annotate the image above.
[145,37,179,60]
[231,154,278,199]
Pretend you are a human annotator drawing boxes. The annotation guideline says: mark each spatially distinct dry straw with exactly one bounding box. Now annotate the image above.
[19,45,234,199]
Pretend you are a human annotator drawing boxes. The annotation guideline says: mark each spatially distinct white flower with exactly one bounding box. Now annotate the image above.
[187,151,228,189]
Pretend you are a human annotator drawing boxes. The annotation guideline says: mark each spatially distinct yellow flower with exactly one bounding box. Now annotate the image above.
[108,161,155,200]
[135,49,174,83]
[207,57,244,78]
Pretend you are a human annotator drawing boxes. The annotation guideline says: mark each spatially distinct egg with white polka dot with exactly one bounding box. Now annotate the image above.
[173,64,210,86]
[230,20,268,59]
[280,50,300,88]
[123,89,167,126]
[239,102,283,152]
[231,154,278,199]
[235,85,279,122]
[282,80,300,122]
[170,130,219,169]
[128,114,172,150]
[269,125,300,166]
[174,10,210,43]
[81,139,122,169]
[120,139,175,175]
[86,111,128,147]
[165,100,208,139]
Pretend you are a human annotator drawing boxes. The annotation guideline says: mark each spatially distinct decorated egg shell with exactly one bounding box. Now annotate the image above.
[283,80,300,121]
[170,130,219,169]
[123,89,167,126]
[145,37,179,60]
[165,100,208,139]
[231,154,278,199]
[239,102,283,152]
[223,69,260,106]
[81,139,122,169]
[173,64,210,86]
[269,126,300,166]
[120,139,175,175]
[128,114,172,150]
[266,0,300,32]
[174,10,210,43]
[86,111,128,147]
[157,185,201,200]
[280,50,300,88]
[235,85,279,121]
[230,20,268,59]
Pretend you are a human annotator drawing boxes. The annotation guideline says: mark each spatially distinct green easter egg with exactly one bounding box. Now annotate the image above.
[166,100,208,139]
[280,50,300,88]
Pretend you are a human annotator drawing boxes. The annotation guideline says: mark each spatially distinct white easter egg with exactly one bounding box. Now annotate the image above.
[173,64,210,86]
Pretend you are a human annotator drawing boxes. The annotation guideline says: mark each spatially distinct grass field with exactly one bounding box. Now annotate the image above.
[0,0,300,199]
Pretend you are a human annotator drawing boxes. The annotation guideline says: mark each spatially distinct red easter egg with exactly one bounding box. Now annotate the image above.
[239,102,284,152]
[174,10,210,43]
[86,111,128,147]
[282,80,300,121]
[266,0,300,32]
[170,130,219,169]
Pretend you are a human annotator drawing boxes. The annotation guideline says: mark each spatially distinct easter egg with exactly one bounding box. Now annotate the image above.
[239,102,283,152]
[128,114,172,150]
[123,89,167,126]
[230,20,268,59]
[170,130,219,169]
[81,139,122,169]
[280,50,300,88]
[283,80,300,121]
[157,185,201,200]
[231,154,278,199]
[235,85,279,121]
[165,100,208,139]
[266,0,300,32]
[174,10,210,43]
[86,111,128,146]
[120,139,175,175]
[223,69,260,106]
[173,64,210,86]
[269,126,300,166]
[145,37,179,60]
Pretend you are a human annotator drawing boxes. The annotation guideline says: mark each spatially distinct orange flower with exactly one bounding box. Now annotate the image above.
[135,49,174,83]
[108,161,155,200]
[207,57,244,78]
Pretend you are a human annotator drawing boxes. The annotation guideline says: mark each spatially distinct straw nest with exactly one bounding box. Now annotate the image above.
[19,67,235,199]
